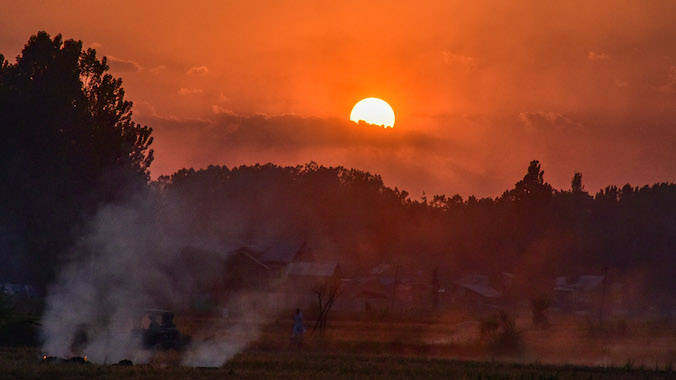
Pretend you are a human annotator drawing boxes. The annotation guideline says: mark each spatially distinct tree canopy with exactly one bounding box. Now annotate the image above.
[0,31,153,286]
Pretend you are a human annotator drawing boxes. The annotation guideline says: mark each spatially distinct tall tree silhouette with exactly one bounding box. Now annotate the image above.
[0,31,153,286]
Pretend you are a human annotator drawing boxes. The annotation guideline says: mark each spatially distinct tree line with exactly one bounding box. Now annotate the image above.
[1,32,674,309]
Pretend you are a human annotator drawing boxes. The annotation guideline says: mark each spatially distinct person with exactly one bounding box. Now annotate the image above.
[148,315,160,331]
[292,308,306,339]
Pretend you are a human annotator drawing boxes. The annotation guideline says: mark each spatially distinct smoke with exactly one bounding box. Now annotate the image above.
[39,187,277,366]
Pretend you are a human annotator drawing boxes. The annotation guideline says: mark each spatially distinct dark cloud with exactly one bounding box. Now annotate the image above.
[107,56,142,73]
[142,112,451,196]
[519,111,582,131]
[207,113,440,150]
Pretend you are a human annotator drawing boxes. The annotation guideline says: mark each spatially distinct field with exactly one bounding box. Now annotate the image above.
[3,310,676,379]
[1,347,675,380]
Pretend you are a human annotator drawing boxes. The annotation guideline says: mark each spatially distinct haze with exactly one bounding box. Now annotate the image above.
[1,0,674,197]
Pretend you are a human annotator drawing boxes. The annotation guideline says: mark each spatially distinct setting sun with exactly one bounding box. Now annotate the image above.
[350,97,395,128]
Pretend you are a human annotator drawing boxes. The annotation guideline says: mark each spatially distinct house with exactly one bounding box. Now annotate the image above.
[554,275,605,311]
[176,245,274,314]
[259,240,313,278]
[285,261,341,289]
[450,273,502,307]
[1,283,40,297]
[333,276,390,313]
[336,264,438,313]
[223,247,273,289]
[260,240,312,265]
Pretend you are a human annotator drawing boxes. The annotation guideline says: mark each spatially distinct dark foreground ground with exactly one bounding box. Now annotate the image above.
[1,347,675,380]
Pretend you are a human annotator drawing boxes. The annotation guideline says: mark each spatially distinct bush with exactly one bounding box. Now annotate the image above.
[0,294,40,347]
[479,310,523,355]
[0,319,40,346]
[530,295,551,327]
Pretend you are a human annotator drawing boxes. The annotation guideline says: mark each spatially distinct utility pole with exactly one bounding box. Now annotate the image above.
[390,265,399,312]
[599,266,608,325]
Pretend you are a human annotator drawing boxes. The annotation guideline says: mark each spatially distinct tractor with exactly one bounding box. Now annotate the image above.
[133,309,190,350]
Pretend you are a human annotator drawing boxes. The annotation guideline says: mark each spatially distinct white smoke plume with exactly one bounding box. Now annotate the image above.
[40,188,281,366]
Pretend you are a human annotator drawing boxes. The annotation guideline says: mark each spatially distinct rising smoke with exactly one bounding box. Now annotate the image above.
[39,188,276,366]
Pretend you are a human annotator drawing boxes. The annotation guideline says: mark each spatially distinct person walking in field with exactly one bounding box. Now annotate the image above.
[292,308,306,339]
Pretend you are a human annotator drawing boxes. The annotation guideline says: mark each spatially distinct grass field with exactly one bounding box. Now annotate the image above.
[1,347,675,380]
[3,310,676,379]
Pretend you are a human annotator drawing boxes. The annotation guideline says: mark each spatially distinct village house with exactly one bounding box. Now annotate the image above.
[449,273,502,309]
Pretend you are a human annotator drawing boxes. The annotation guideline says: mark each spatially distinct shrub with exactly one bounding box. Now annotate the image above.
[479,310,523,355]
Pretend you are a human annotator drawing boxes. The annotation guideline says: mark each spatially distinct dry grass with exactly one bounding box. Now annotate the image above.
[1,347,674,380]
[3,311,676,379]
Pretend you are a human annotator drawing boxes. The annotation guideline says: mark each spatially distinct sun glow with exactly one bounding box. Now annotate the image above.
[350,98,395,128]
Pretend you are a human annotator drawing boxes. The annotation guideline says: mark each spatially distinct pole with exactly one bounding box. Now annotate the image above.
[599,266,608,325]
[390,265,399,312]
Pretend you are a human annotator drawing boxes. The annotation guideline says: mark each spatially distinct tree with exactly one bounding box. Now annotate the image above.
[503,160,553,203]
[0,31,153,286]
[571,172,584,193]
[312,279,341,337]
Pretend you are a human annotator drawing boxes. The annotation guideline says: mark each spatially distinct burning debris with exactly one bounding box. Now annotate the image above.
[41,355,90,365]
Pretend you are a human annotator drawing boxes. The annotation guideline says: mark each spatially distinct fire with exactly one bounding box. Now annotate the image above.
[84,356,88,362]
[42,355,46,360]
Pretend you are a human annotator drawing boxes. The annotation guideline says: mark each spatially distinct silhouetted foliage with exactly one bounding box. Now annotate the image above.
[530,295,551,327]
[0,294,39,346]
[479,311,523,355]
[157,161,676,309]
[0,31,153,287]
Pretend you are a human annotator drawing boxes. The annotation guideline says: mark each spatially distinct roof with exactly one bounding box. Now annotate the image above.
[456,274,491,287]
[1,283,40,297]
[236,250,270,270]
[370,264,393,275]
[575,275,605,290]
[454,274,502,298]
[457,283,502,298]
[555,275,604,291]
[260,240,306,264]
[286,262,337,277]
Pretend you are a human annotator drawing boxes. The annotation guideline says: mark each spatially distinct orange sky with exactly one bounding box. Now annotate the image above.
[1,1,675,197]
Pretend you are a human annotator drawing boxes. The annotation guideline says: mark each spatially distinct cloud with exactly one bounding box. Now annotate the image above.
[149,65,166,74]
[211,105,234,115]
[441,51,476,70]
[587,51,610,61]
[614,77,629,88]
[186,65,209,76]
[88,42,102,49]
[143,112,452,196]
[178,88,204,95]
[107,56,143,73]
[519,111,583,131]
[657,65,676,94]
[203,113,440,150]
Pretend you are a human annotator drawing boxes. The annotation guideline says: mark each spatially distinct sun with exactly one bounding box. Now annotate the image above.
[350,97,395,128]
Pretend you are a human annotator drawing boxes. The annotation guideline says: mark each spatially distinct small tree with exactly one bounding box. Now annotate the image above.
[312,279,341,337]
[571,172,584,193]
[530,295,551,327]
[479,310,523,354]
